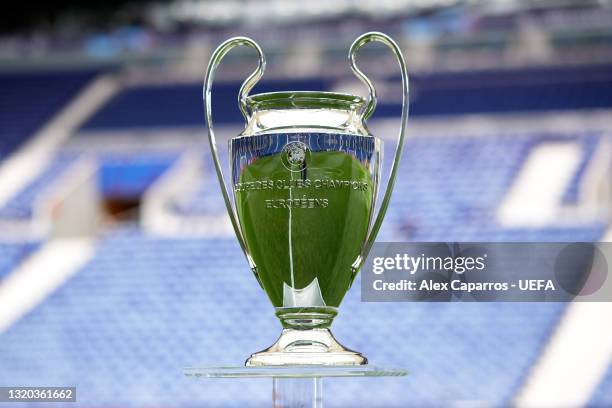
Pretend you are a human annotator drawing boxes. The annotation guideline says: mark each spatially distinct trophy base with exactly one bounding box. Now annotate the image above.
[245,328,367,366]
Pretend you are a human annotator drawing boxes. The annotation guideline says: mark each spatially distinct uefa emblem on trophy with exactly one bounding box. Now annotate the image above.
[204,32,409,366]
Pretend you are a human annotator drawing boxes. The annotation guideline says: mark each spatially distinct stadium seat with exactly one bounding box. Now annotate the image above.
[590,364,612,407]
[0,241,41,280]
[0,70,98,161]
[99,151,180,199]
[78,64,612,131]
[0,152,80,220]
[0,130,606,406]
[80,78,331,130]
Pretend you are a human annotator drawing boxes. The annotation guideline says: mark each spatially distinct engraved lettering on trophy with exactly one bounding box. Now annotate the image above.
[235,178,368,192]
[265,197,329,209]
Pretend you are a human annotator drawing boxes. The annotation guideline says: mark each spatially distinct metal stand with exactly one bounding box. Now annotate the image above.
[185,365,406,408]
[273,377,322,408]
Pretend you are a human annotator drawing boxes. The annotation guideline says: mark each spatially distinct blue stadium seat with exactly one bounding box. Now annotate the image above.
[383,132,606,242]
[383,63,612,118]
[81,78,331,130]
[168,151,229,216]
[169,182,227,215]
[0,231,273,407]
[0,226,602,407]
[590,364,612,407]
[79,64,612,130]
[0,241,40,280]
[0,129,606,406]
[174,132,607,243]
[562,133,602,205]
[99,151,180,199]
[0,151,180,220]
[0,70,98,160]
[0,152,80,220]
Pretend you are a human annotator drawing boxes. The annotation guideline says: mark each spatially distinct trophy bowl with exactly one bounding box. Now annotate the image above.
[204,33,409,366]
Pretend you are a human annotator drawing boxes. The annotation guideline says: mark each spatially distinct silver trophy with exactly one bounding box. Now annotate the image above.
[204,32,409,365]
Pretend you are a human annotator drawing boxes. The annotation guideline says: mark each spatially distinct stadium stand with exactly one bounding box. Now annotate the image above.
[77,63,612,132]
[168,132,607,241]
[0,152,80,220]
[99,151,180,199]
[80,78,331,130]
[590,364,612,407]
[562,132,603,205]
[1,2,612,406]
[384,134,535,241]
[0,127,606,406]
[387,132,607,241]
[0,57,609,407]
[168,180,227,216]
[393,63,612,117]
[0,70,99,160]
[0,241,40,280]
[0,150,180,220]
[0,223,604,407]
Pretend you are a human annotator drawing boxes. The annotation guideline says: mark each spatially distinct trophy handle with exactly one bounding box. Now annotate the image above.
[349,32,410,266]
[204,37,266,270]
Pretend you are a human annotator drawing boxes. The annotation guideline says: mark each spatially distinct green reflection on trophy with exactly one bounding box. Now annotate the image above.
[204,33,409,366]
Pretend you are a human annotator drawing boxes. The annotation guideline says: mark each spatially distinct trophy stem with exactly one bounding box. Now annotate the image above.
[246,327,367,366]
[275,307,338,330]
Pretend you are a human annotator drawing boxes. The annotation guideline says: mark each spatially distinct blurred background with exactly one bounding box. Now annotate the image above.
[0,0,612,406]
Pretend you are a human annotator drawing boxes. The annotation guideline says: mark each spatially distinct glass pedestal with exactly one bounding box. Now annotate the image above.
[185,366,407,408]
